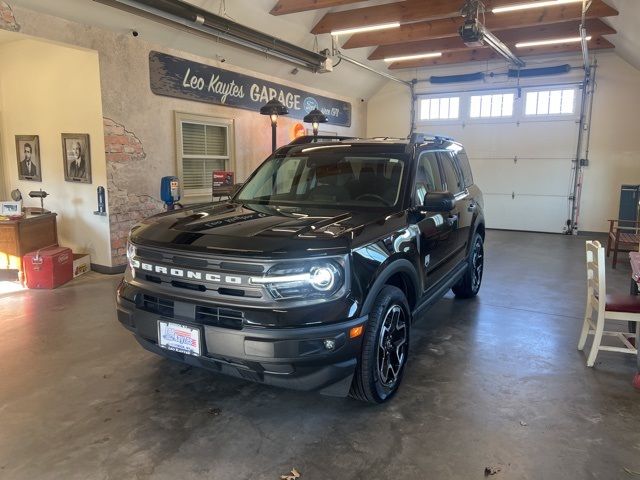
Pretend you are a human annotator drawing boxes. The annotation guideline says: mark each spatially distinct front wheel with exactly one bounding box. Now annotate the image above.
[452,233,484,298]
[349,286,410,404]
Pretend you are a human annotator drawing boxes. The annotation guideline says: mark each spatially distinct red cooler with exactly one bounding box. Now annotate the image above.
[24,247,73,289]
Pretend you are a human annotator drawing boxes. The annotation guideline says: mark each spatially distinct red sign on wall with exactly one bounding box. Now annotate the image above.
[212,171,235,196]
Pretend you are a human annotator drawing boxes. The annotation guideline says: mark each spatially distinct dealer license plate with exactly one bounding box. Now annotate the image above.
[158,321,201,356]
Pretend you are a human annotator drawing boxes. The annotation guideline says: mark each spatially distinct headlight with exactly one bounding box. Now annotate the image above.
[309,264,339,291]
[126,241,137,269]
[250,261,344,300]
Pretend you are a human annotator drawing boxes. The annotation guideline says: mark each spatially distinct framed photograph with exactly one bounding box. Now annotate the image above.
[62,133,92,184]
[0,201,22,216]
[15,135,42,182]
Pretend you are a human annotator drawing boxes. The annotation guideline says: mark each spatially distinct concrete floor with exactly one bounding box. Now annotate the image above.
[0,230,638,480]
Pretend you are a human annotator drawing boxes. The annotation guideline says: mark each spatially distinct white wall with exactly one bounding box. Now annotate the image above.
[367,81,412,138]
[366,51,640,233]
[0,37,112,265]
[580,53,640,232]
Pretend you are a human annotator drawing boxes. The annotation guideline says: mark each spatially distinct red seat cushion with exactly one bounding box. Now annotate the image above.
[606,294,640,314]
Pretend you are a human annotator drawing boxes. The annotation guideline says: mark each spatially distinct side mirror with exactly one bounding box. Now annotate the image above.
[423,191,456,211]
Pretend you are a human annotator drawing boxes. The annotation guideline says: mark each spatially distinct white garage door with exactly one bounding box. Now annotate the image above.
[416,87,580,233]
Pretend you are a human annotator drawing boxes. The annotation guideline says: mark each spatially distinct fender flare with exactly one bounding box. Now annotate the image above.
[360,259,421,316]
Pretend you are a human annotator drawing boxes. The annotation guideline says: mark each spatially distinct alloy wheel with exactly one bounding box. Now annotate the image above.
[471,238,484,291]
[376,304,408,387]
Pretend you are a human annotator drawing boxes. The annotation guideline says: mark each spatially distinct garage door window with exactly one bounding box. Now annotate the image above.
[525,89,575,115]
[175,113,234,199]
[420,97,460,120]
[469,93,514,118]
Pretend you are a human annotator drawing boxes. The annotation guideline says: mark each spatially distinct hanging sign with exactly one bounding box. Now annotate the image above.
[149,51,351,127]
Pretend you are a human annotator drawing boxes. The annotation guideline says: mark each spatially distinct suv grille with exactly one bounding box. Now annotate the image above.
[195,306,244,330]
[135,293,244,330]
[138,294,174,317]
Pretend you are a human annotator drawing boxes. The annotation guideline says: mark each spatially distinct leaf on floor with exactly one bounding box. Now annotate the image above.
[484,465,502,476]
[280,468,301,479]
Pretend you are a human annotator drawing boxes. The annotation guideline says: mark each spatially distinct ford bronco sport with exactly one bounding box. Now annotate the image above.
[116,133,485,403]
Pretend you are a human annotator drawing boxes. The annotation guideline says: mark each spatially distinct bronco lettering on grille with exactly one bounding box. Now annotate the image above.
[131,260,244,285]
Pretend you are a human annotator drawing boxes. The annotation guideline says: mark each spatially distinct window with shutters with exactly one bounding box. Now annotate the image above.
[175,113,234,199]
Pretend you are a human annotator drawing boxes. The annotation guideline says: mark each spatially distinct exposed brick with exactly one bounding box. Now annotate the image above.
[105,135,128,145]
[0,2,20,31]
[111,238,125,249]
[107,153,127,163]
[104,117,165,265]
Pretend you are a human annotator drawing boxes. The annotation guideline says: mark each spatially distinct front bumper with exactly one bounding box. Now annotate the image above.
[116,287,367,396]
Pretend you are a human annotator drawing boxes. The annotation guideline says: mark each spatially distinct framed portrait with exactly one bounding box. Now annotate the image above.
[15,135,42,182]
[62,133,92,184]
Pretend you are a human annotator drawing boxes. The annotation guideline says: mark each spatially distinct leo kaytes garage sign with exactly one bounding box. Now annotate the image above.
[149,51,352,127]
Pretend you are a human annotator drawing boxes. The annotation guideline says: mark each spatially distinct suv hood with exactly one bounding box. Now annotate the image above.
[130,201,397,257]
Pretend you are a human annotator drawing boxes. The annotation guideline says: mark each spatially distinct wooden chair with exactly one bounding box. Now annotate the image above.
[578,240,640,367]
[606,219,640,268]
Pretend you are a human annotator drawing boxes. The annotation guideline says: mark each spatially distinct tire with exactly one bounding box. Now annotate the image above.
[349,285,411,404]
[452,233,484,299]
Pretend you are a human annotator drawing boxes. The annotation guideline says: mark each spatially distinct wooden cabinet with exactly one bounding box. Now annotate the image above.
[0,213,58,274]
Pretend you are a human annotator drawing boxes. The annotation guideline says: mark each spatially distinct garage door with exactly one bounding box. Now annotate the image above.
[416,87,580,233]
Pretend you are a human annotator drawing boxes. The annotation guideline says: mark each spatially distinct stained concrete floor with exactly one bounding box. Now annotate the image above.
[0,230,639,480]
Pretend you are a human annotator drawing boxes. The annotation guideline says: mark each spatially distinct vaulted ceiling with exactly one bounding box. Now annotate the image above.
[7,0,632,100]
[271,0,619,70]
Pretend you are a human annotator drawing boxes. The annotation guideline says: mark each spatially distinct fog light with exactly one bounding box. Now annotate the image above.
[323,339,336,350]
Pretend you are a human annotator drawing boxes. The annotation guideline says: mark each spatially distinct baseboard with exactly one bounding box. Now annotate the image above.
[91,263,126,275]
[486,228,607,236]
[577,230,607,237]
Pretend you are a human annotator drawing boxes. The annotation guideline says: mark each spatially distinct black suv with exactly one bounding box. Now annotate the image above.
[116,134,485,403]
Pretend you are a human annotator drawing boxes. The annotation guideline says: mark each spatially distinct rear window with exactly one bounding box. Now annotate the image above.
[455,149,474,188]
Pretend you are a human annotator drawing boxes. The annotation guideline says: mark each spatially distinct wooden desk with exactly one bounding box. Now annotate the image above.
[0,213,58,276]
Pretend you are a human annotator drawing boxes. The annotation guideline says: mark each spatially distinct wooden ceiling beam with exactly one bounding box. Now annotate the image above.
[368,18,616,60]
[270,0,363,16]
[312,0,460,35]
[342,0,618,49]
[311,0,556,35]
[387,36,614,69]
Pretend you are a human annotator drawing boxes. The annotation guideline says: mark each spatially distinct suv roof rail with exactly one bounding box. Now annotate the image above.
[409,132,454,145]
[288,135,359,145]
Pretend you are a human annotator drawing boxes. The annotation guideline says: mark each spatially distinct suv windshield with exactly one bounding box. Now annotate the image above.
[237,147,407,208]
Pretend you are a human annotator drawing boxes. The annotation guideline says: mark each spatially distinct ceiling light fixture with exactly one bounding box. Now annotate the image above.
[383,52,442,62]
[331,22,400,36]
[492,0,582,14]
[516,36,591,48]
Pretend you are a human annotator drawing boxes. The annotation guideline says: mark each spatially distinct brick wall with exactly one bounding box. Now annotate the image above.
[0,1,19,31]
[104,117,163,266]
